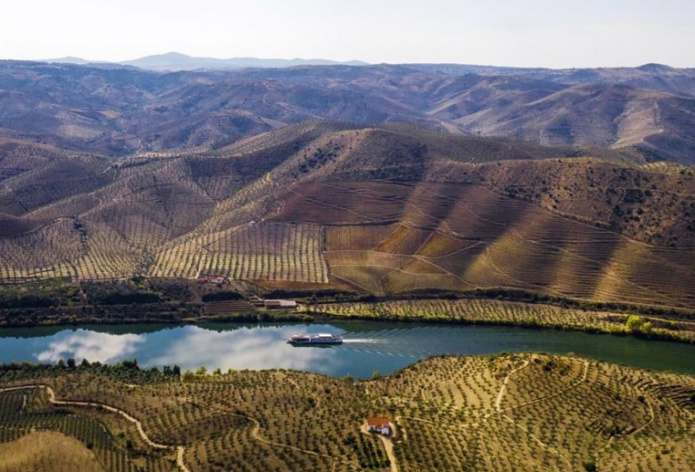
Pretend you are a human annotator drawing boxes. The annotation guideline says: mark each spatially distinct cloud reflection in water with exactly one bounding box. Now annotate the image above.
[6,322,695,378]
[35,330,145,364]
[146,325,345,374]
[28,325,346,375]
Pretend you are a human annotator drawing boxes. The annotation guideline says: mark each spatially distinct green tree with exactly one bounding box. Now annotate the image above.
[582,458,597,472]
[182,370,196,382]
[626,315,644,332]
[641,321,653,334]
[626,315,653,335]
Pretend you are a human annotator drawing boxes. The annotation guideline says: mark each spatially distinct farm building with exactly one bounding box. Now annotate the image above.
[366,417,391,436]
[264,299,298,309]
[197,275,227,285]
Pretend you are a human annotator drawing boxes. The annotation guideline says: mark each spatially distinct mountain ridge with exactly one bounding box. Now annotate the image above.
[2,60,695,164]
[46,52,369,71]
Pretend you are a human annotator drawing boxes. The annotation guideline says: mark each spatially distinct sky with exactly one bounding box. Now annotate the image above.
[3,0,694,68]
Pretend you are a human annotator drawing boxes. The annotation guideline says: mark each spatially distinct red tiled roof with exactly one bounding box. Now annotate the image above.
[367,416,390,426]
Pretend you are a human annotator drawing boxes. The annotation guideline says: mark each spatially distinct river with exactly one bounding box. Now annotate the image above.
[1,321,693,379]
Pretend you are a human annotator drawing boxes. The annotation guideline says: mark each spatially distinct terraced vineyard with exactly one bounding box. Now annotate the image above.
[374,355,695,472]
[1,354,694,471]
[270,180,695,309]
[152,222,328,283]
[1,122,694,315]
[273,181,413,225]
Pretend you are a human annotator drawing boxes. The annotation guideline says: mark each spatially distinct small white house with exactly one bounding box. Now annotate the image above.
[367,416,391,436]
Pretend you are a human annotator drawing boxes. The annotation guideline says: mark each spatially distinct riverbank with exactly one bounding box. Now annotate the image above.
[307,298,695,344]
[2,297,693,344]
[1,278,693,344]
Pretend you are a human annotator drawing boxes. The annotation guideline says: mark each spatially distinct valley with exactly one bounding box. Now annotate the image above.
[0,55,694,472]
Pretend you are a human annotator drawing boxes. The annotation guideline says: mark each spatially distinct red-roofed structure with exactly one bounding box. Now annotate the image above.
[366,416,391,436]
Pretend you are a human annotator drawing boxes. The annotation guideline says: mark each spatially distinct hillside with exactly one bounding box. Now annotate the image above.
[1,122,694,313]
[0,431,106,472]
[1,354,694,471]
[2,61,695,163]
[436,83,695,163]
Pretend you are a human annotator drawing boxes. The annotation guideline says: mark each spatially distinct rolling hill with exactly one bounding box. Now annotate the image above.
[2,354,695,471]
[433,82,695,163]
[1,121,694,311]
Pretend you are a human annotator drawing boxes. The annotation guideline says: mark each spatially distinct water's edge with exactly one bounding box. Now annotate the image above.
[1,321,694,379]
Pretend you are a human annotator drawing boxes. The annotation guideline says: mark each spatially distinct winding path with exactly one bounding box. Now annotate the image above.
[378,434,398,472]
[490,359,593,469]
[3,383,365,471]
[630,395,655,436]
[495,359,530,413]
[0,385,190,472]
[235,411,353,469]
[361,422,399,472]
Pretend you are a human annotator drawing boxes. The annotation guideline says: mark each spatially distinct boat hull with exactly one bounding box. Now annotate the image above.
[287,333,343,345]
[288,340,343,345]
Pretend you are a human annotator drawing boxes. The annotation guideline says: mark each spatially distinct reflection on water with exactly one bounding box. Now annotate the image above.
[1,322,694,379]
[146,325,343,374]
[36,331,145,364]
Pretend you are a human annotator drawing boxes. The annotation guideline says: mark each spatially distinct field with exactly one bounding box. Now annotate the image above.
[0,385,174,471]
[376,355,695,471]
[1,354,694,471]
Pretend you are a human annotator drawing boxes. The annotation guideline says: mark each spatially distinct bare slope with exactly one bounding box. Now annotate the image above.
[440,83,695,164]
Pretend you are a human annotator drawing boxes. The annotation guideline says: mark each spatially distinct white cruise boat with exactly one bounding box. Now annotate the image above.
[287,333,343,345]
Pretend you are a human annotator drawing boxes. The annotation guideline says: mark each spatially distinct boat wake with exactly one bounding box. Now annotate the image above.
[337,327,454,358]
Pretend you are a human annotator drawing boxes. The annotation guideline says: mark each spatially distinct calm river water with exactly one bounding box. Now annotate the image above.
[1,321,693,379]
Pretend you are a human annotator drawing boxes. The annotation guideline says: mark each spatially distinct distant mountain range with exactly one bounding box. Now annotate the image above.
[47,52,369,71]
[3,59,695,164]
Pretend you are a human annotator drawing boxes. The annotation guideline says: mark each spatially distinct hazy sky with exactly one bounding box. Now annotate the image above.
[3,0,694,67]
